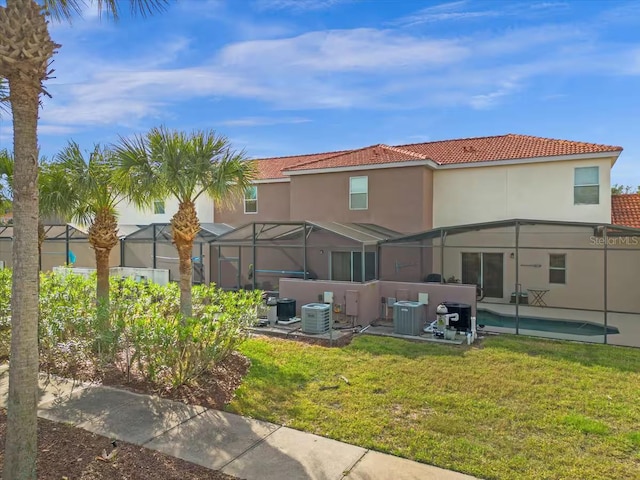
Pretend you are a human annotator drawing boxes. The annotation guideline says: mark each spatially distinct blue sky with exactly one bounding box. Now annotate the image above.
[1,0,639,187]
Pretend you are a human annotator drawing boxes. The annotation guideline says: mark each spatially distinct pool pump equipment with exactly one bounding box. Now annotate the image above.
[432,303,459,340]
[424,303,477,343]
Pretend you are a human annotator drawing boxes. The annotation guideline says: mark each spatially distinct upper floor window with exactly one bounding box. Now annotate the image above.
[349,176,368,210]
[244,186,257,214]
[549,253,566,284]
[153,200,165,214]
[574,167,599,205]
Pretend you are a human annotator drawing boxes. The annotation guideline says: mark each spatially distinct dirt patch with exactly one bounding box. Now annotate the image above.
[0,409,236,480]
[41,351,252,411]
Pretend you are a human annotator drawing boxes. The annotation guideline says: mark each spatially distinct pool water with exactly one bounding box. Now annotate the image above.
[476,309,620,336]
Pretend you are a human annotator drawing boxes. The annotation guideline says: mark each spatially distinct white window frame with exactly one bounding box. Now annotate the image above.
[349,176,368,210]
[244,185,258,214]
[549,253,566,285]
[153,200,165,215]
[574,166,599,205]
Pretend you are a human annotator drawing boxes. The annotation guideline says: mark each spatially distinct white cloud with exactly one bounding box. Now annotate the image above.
[252,0,351,12]
[393,0,571,26]
[218,29,469,71]
[38,125,79,135]
[37,13,640,130]
[217,117,311,127]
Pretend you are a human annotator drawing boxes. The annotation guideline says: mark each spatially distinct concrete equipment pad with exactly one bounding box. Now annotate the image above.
[146,409,279,469]
[76,391,206,445]
[343,451,478,480]
[222,426,367,480]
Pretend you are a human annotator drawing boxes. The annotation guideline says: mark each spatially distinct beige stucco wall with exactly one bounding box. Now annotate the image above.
[432,157,614,227]
[214,181,291,226]
[428,225,640,313]
[116,195,215,225]
[289,166,433,234]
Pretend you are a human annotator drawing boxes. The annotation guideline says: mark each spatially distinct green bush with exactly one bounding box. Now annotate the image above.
[38,271,99,374]
[0,268,12,358]
[121,282,261,387]
[0,269,263,389]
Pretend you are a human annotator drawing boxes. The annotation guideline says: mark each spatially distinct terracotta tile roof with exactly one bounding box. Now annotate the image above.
[255,134,622,178]
[286,144,430,172]
[253,150,348,179]
[395,134,623,166]
[611,194,640,228]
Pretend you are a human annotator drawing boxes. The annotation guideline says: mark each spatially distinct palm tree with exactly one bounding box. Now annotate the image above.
[114,126,257,320]
[0,3,169,477]
[51,141,124,322]
[0,149,68,259]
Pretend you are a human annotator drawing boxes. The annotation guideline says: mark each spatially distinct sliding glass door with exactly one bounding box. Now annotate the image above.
[461,252,504,298]
[331,251,376,282]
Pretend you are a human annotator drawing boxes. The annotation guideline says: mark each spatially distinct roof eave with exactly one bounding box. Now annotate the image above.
[436,151,622,170]
[283,159,438,176]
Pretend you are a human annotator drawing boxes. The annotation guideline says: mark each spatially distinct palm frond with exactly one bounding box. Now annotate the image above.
[41,0,170,23]
[114,126,255,212]
[49,140,124,227]
[112,131,166,209]
[0,149,14,206]
[0,78,9,116]
[40,0,85,23]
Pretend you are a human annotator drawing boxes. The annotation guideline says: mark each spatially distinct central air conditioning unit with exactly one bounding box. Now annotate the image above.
[393,301,425,336]
[301,303,332,334]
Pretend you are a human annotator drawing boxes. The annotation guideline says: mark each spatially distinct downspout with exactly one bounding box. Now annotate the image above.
[361,243,366,283]
[120,238,125,267]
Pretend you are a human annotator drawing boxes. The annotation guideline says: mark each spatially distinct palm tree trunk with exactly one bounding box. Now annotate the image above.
[177,241,193,319]
[172,201,200,321]
[95,248,111,314]
[88,210,118,332]
[1,1,59,476]
[3,70,41,480]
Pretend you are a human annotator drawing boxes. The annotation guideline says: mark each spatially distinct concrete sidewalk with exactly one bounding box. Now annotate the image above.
[0,366,479,480]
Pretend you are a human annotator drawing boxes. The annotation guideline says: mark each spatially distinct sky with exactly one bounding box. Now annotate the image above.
[1,0,639,187]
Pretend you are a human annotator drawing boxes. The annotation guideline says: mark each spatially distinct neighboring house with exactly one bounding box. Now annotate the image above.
[611,193,640,228]
[214,134,622,232]
[116,196,215,227]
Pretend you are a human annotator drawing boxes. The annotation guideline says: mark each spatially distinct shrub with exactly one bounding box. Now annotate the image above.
[124,283,262,387]
[0,269,263,390]
[0,268,12,358]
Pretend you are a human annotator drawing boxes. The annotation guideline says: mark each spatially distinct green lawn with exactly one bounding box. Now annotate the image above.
[228,334,640,480]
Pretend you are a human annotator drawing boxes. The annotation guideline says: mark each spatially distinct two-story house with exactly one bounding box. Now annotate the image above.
[215,134,619,229]
[211,134,640,322]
